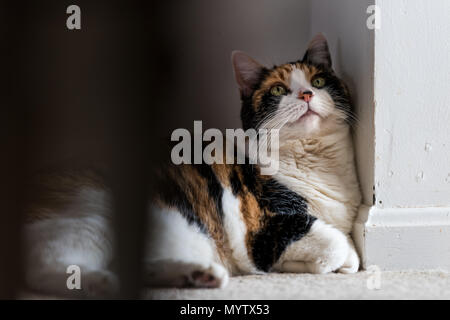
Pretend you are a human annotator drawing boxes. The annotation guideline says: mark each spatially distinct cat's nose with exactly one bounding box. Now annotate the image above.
[299,90,313,102]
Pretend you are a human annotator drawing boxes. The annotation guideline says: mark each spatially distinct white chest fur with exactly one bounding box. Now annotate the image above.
[273,128,362,233]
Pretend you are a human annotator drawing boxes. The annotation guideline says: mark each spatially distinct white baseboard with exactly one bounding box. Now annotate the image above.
[353,205,450,271]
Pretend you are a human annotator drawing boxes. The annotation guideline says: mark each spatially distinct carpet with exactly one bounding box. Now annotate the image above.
[146,270,450,300]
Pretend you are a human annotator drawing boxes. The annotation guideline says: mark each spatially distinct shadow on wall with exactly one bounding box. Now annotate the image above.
[310,0,375,206]
[159,0,311,132]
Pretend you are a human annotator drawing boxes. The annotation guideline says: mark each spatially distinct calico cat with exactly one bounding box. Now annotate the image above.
[23,34,361,297]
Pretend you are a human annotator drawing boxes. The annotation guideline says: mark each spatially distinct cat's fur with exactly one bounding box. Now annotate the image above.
[23,34,361,297]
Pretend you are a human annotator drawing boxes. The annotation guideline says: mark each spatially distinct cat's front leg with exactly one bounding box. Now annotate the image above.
[145,206,229,288]
[272,220,352,274]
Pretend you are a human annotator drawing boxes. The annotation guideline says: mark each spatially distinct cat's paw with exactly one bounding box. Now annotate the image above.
[145,260,229,289]
[275,220,350,274]
[82,270,120,298]
[337,240,360,274]
[187,262,229,289]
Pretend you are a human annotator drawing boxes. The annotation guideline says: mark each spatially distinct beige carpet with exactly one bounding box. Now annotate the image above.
[146,270,450,300]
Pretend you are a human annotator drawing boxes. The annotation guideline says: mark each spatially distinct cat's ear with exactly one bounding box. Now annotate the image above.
[302,33,332,69]
[232,51,265,97]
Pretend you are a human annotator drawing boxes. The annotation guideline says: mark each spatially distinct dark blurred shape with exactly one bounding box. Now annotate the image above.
[0,2,24,298]
[154,0,311,132]
[2,0,168,299]
[1,0,310,299]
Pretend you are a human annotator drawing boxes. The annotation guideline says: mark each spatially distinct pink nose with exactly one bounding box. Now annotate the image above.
[299,90,313,102]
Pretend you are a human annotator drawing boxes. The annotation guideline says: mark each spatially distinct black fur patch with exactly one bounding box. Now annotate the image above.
[260,178,308,215]
[252,212,316,272]
[240,163,258,194]
[194,163,224,220]
[250,175,314,272]
[310,70,354,124]
[229,168,243,195]
[228,162,314,271]
[239,163,308,215]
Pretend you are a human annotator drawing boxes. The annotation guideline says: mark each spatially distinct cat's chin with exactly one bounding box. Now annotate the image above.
[282,113,322,138]
[281,126,321,141]
[294,109,320,122]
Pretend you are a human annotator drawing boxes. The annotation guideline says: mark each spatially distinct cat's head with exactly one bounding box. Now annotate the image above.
[232,34,354,140]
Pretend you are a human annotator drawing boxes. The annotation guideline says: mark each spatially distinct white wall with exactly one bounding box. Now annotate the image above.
[310,0,375,206]
[311,0,450,271]
[374,0,450,208]
[357,0,450,271]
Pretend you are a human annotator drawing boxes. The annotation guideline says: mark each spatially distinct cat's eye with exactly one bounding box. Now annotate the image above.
[270,86,286,96]
[312,77,326,88]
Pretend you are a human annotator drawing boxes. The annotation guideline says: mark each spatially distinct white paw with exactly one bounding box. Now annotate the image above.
[188,262,229,289]
[338,241,360,274]
[275,220,350,274]
[82,270,119,298]
[145,260,229,289]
